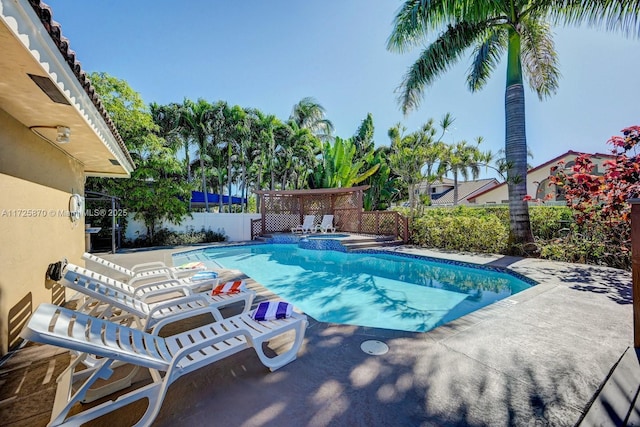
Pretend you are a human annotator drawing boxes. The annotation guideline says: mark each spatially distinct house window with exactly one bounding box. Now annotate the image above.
[431,187,437,193]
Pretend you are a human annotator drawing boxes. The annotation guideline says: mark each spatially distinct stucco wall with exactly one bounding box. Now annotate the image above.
[471,153,613,205]
[125,212,262,242]
[0,109,84,355]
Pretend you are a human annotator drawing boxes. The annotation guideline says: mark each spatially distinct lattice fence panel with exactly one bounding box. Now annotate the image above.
[265,213,299,233]
[360,212,377,234]
[303,195,331,217]
[377,213,397,235]
[334,193,358,210]
[264,194,300,215]
[251,218,262,240]
[335,208,359,232]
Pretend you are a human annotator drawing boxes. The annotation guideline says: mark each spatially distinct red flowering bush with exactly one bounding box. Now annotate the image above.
[544,126,640,269]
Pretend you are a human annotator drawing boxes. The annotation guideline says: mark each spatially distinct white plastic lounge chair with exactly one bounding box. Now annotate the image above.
[66,263,220,302]
[291,215,316,234]
[316,214,336,233]
[83,252,207,285]
[60,265,255,330]
[21,303,307,427]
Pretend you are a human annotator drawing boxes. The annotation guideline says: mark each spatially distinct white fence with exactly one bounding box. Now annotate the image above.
[125,212,261,242]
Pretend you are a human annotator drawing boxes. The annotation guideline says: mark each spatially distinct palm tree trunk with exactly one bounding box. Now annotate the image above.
[505,83,534,246]
[256,162,262,213]
[184,142,191,182]
[185,143,192,211]
[505,28,533,248]
[200,156,209,213]
[241,164,247,213]
[408,182,415,215]
[227,151,232,212]
[453,170,459,206]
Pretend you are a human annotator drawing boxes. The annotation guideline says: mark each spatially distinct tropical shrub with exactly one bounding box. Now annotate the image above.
[126,227,227,247]
[541,126,640,270]
[528,206,573,240]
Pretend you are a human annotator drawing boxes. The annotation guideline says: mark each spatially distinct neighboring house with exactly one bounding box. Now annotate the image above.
[0,1,134,354]
[415,178,500,206]
[468,151,614,205]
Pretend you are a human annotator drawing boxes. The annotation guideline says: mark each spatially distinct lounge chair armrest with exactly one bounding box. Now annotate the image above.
[150,303,224,335]
[133,281,191,301]
[164,328,255,383]
[130,261,169,272]
[146,294,220,327]
[128,272,175,286]
[177,329,253,353]
[131,266,174,276]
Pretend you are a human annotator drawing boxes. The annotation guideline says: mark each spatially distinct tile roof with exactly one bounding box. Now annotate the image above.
[27,0,134,167]
[467,150,615,201]
[431,178,499,206]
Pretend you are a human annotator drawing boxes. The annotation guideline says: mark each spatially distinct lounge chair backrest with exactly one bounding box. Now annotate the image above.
[61,266,149,317]
[321,215,334,227]
[66,263,136,295]
[22,303,171,371]
[302,215,315,228]
[83,252,134,276]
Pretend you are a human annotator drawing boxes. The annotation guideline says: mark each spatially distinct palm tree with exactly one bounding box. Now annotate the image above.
[287,122,321,189]
[388,124,427,214]
[290,97,334,141]
[234,107,259,212]
[181,99,214,212]
[251,111,282,193]
[440,140,485,205]
[413,117,450,202]
[149,102,181,153]
[208,101,230,212]
[388,1,561,246]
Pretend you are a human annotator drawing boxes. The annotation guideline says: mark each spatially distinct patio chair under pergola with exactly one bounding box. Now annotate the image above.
[252,186,409,242]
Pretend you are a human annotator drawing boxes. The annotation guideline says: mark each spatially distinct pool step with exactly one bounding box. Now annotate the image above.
[341,237,403,251]
[254,234,404,250]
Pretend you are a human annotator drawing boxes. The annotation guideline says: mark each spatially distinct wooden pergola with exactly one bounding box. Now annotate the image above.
[252,186,409,241]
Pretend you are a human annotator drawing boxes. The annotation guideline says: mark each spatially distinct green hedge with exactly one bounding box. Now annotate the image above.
[411,210,508,253]
[407,205,631,270]
[409,205,573,254]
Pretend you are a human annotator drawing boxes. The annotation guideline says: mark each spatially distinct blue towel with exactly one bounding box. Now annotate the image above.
[191,271,218,281]
[252,301,292,321]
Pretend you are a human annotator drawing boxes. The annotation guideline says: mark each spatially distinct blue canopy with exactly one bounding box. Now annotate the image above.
[191,191,246,205]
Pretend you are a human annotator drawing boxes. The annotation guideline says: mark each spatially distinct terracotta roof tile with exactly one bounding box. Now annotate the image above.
[431,179,499,206]
[27,0,134,167]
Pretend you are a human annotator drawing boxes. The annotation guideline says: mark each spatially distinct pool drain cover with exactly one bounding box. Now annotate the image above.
[361,340,389,355]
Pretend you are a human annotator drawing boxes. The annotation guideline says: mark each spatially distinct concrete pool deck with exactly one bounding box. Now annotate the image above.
[1,243,637,426]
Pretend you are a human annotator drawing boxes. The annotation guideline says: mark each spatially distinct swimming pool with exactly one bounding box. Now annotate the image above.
[174,244,534,333]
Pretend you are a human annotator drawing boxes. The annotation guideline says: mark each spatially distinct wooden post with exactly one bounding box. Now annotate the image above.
[261,193,266,235]
[630,199,640,348]
[395,212,399,240]
[357,190,363,233]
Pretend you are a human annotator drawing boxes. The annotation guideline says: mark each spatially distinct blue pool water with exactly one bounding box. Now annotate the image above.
[174,244,534,332]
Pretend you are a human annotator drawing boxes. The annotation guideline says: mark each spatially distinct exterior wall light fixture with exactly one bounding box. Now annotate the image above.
[30,125,71,144]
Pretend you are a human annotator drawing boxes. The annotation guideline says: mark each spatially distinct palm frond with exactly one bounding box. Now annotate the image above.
[546,0,640,38]
[387,0,460,52]
[398,21,488,114]
[388,0,511,53]
[466,27,508,92]
[520,19,561,100]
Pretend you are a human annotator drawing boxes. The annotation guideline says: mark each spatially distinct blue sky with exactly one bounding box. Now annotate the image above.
[46,0,640,179]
